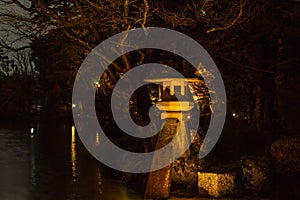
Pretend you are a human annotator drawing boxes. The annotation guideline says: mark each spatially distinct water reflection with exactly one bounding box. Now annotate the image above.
[0,121,142,200]
[71,125,77,181]
[96,132,100,146]
[96,167,102,195]
[30,134,36,187]
[2,120,290,200]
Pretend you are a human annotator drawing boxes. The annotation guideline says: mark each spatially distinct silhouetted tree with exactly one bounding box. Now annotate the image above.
[0,47,39,116]
[31,29,85,111]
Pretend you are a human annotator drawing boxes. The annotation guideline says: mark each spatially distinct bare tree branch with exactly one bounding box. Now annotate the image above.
[0,38,31,52]
[0,0,269,82]
[206,0,244,33]
[11,0,33,12]
[142,0,149,28]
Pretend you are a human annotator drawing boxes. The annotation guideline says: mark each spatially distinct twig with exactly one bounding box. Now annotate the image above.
[206,0,244,33]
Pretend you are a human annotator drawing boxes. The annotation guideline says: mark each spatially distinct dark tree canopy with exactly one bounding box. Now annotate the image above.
[0,0,298,131]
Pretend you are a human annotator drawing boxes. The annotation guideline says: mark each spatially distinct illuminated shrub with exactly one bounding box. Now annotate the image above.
[270,135,300,174]
[241,156,270,191]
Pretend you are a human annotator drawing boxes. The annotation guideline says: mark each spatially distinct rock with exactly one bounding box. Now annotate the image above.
[197,172,235,198]
[241,156,270,192]
[171,131,204,192]
[172,156,202,191]
[145,119,180,199]
[270,135,300,174]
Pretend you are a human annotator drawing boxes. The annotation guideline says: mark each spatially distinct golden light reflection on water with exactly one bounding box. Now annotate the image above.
[96,167,102,195]
[30,134,36,186]
[71,125,77,181]
[96,132,100,146]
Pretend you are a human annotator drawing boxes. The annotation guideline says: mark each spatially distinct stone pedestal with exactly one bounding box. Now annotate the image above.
[144,77,199,199]
[144,119,179,199]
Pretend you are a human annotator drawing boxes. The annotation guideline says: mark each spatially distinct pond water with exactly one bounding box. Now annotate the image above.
[0,119,143,200]
[0,119,297,200]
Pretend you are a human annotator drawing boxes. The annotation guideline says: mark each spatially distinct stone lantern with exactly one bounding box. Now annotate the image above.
[145,77,200,119]
[144,77,200,199]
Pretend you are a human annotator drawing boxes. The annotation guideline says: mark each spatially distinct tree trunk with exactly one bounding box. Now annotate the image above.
[252,84,263,130]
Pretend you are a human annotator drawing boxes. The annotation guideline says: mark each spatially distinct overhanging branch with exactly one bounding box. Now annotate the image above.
[206,0,244,33]
[0,38,30,52]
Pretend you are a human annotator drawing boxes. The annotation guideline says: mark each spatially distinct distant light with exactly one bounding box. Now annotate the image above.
[232,113,236,117]
[30,128,34,134]
[95,81,100,88]
[187,115,191,120]
[72,104,77,108]
[30,135,34,139]
[244,117,247,120]
[37,105,42,111]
